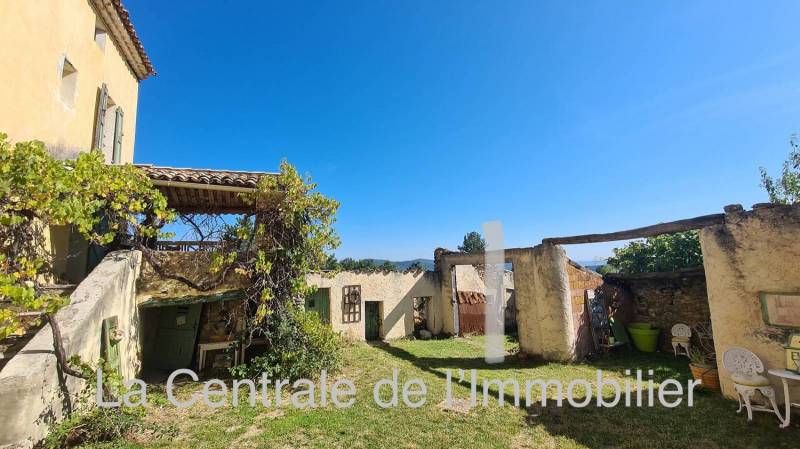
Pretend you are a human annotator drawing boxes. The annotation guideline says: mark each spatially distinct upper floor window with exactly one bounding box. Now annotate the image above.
[59,57,77,108]
[93,84,124,164]
[94,19,108,51]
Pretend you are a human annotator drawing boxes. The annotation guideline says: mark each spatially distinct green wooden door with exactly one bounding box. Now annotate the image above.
[153,304,202,370]
[365,301,381,340]
[305,288,330,323]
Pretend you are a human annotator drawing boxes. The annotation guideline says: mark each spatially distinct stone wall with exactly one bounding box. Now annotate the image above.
[605,269,709,351]
[700,204,800,400]
[436,246,584,361]
[137,251,248,300]
[566,262,604,359]
[0,251,142,448]
[306,270,440,340]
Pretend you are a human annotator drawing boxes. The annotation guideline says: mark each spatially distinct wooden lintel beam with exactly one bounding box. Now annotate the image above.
[542,213,725,245]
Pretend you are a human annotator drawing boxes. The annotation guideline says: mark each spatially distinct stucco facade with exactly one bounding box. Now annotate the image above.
[700,204,800,400]
[0,0,148,163]
[306,270,440,340]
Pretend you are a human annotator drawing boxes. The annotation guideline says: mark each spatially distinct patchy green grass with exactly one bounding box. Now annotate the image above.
[86,336,797,449]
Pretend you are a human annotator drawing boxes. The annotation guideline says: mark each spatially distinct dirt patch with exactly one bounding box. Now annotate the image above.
[232,425,262,447]
[437,398,473,414]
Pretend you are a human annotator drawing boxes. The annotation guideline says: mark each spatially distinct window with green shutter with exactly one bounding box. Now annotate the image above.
[93,84,108,151]
[112,107,123,164]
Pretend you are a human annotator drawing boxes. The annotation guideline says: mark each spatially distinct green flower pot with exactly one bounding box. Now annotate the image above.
[627,323,660,352]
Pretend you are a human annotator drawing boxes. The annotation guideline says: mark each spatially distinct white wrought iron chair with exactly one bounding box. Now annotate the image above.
[722,347,782,422]
[671,323,691,357]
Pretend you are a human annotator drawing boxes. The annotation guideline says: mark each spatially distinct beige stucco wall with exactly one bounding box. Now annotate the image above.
[436,247,579,361]
[306,270,440,340]
[0,0,140,163]
[700,204,800,401]
[0,250,142,447]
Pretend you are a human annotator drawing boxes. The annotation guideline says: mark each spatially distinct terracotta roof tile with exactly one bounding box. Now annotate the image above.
[110,0,154,77]
[92,0,155,80]
[135,165,276,189]
[457,291,486,305]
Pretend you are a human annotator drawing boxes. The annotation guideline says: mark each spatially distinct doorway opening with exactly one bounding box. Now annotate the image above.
[365,301,383,341]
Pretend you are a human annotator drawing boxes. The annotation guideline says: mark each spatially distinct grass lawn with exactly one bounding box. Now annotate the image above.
[91,336,797,449]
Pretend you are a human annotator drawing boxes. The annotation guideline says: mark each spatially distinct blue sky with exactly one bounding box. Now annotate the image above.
[130,1,800,261]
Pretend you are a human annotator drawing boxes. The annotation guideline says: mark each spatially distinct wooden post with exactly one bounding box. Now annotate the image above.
[543,213,725,245]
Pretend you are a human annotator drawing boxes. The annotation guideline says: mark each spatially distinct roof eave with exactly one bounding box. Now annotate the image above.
[91,0,155,81]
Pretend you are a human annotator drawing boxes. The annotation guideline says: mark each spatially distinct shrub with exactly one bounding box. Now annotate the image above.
[230,308,343,381]
[760,134,800,204]
[42,407,170,449]
[606,231,702,274]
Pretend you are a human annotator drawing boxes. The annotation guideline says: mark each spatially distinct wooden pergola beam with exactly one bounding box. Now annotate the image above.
[542,213,725,245]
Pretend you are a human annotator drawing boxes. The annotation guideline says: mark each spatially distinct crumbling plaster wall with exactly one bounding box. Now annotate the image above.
[0,251,142,448]
[306,270,439,340]
[700,204,800,400]
[437,246,578,361]
[567,262,604,359]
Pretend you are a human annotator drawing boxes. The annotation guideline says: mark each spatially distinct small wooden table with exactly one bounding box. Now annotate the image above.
[767,369,800,428]
[197,341,239,372]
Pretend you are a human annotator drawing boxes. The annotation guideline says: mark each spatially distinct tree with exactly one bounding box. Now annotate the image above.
[605,231,702,274]
[322,257,398,271]
[760,135,800,204]
[407,261,426,271]
[458,231,486,254]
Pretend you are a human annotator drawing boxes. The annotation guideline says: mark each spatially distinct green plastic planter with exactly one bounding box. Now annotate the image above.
[627,323,660,352]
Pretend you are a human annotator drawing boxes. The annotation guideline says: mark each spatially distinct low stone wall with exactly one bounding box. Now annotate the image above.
[605,268,709,351]
[700,204,800,401]
[0,250,142,448]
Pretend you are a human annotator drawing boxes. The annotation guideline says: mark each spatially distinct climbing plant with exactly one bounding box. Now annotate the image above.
[0,133,174,378]
[206,161,343,380]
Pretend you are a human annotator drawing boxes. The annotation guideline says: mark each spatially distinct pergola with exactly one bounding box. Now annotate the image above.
[136,164,277,214]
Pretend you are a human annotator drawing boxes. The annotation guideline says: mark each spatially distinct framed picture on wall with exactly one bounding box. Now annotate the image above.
[760,292,800,328]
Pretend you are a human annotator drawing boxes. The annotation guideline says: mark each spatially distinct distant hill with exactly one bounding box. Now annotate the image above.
[366,258,607,272]
[370,258,435,271]
[575,260,608,270]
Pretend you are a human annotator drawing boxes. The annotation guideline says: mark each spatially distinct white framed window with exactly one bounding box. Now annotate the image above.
[59,57,78,108]
[94,19,108,51]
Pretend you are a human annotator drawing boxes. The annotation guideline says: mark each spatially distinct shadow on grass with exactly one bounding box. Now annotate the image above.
[377,341,798,448]
[372,340,547,373]
[525,390,797,449]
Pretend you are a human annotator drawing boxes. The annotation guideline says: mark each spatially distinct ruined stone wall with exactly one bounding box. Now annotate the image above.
[611,271,709,351]
[306,270,439,340]
[566,262,604,359]
[700,204,800,400]
[530,244,576,361]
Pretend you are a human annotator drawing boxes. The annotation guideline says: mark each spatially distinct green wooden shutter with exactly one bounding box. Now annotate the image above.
[112,107,123,164]
[101,316,121,373]
[93,84,108,151]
